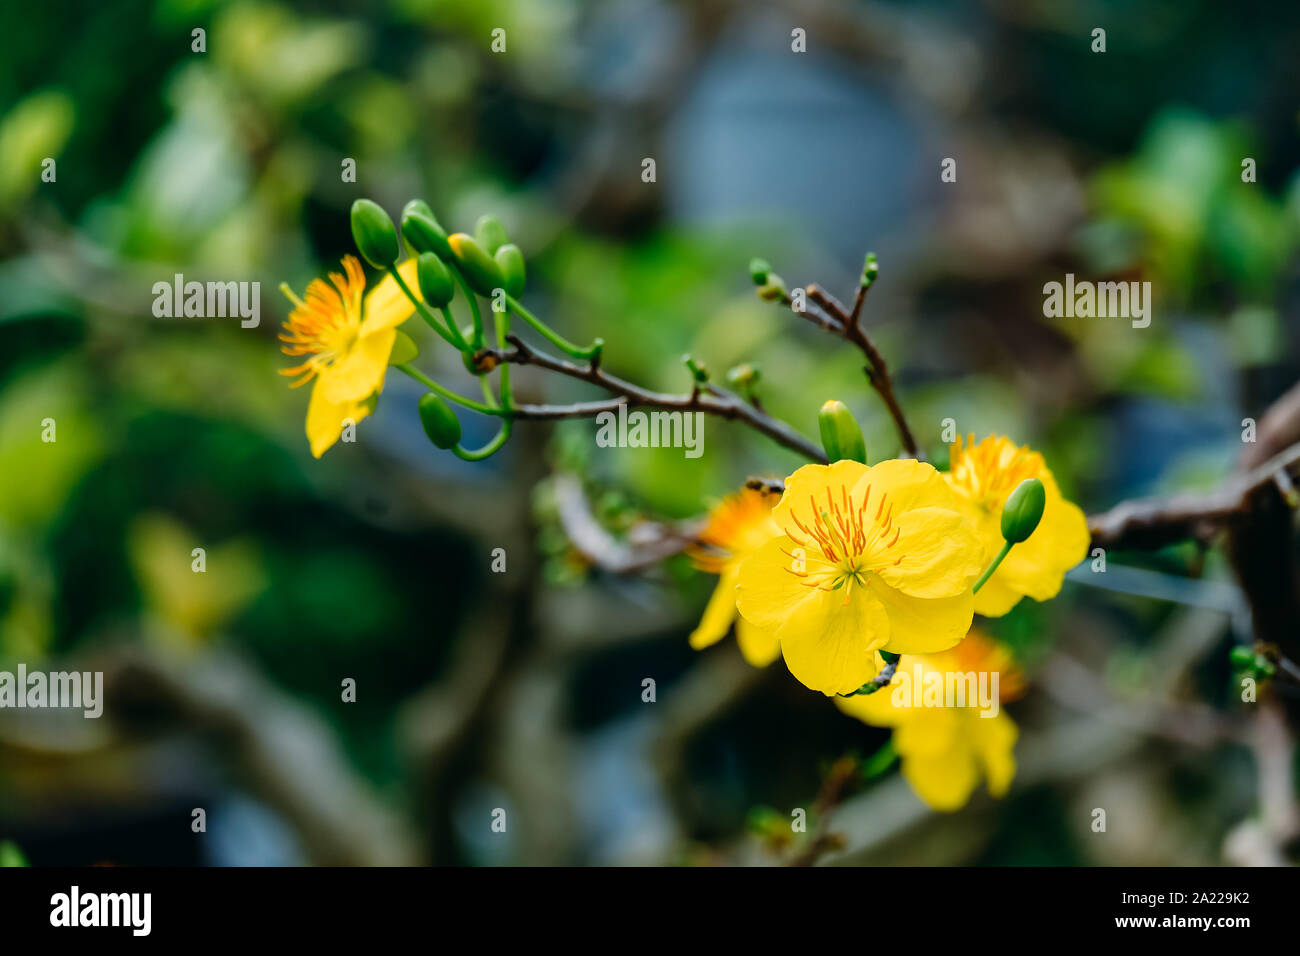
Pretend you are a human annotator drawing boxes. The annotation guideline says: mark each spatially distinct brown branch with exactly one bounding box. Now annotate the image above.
[796,282,922,460]
[479,335,828,463]
[1087,439,1300,552]
[789,754,858,866]
[552,472,702,573]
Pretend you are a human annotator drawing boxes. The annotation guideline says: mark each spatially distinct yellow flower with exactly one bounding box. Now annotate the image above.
[688,487,782,666]
[836,631,1020,811]
[735,459,984,696]
[945,434,1089,617]
[280,255,421,458]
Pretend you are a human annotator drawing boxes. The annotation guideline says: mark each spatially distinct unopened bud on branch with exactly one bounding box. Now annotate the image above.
[401,200,453,261]
[350,199,399,268]
[1000,478,1045,544]
[416,253,455,308]
[448,233,505,296]
[818,400,867,464]
[418,393,462,449]
[494,243,526,298]
[475,214,509,255]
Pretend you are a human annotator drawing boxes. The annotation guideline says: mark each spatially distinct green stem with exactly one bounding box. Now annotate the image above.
[389,266,468,351]
[450,267,484,350]
[506,295,602,361]
[495,299,513,411]
[479,372,499,409]
[396,364,502,417]
[972,540,1013,595]
[453,418,512,461]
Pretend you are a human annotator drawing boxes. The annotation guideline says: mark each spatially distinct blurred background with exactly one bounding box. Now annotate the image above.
[1,0,1299,865]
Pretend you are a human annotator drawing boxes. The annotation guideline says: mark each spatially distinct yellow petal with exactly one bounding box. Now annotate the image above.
[868,577,973,655]
[321,327,396,405]
[893,707,960,758]
[734,535,833,634]
[876,505,983,598]
[361,257,422,335]
[833,653,907,726]
[774,589,890,697]
[689,569,739,650]
[305,379,369,458]
[971,576,1024,617]
[971,711,1018,798]
[855,457,963,516]
[900,741,979,812]
[769,459,871,539]
[735,616,780,667]
[780,619,884,696]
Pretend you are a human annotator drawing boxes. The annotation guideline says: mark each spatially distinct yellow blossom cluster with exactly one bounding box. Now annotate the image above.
[687,436,1088,809]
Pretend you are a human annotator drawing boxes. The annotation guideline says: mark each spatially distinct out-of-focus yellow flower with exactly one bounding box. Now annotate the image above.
[279,255,421,457]
[945,435,1089,617]
[837,631,1021,811]
[735,459,984,696]
[688,487,782,666]
[127,513,265,645]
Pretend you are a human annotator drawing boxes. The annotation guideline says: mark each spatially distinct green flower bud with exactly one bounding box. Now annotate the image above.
[818,400,867,464]
[727,363,760,389]
[683,354,709,383]
[861,252,879,288]
[401,200,453,261]
[417,393,462,450]
[416,252,455,308]
[494,243,526,298]
[447,233,505,296]
[350,199,399,268]
[749,258,771,285]
[475,214,510,255]
[1228,645,1256,670]
[1000,477,1046,544]
[757,274,787,301]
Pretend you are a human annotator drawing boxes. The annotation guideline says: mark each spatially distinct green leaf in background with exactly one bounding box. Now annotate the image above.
[0,89,74,212]
[0,840,28,867]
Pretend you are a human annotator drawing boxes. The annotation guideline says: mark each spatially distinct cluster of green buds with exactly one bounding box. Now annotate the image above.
[859,252,879,290]
[748,257,787,302]
[745,805,796,851]
[347,198,603,461]
[1229,644,1277,682]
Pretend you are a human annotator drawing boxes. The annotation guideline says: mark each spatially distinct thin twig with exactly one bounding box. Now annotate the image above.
[552,472,703,573]
[479,335,828,463]
[1088,440,1300,551]
[800,282,921,459]
[789,754,858,866]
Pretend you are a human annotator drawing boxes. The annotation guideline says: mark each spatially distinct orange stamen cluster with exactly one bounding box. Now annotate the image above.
[950,631,1026,702]
[948,434,1043,508]
[783,483,905,600]
[688,487,779,574]
[279,256,367,387]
